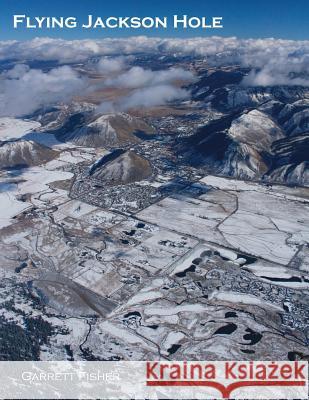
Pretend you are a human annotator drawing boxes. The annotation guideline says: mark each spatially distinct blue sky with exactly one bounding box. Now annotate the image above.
[0,0,308,40]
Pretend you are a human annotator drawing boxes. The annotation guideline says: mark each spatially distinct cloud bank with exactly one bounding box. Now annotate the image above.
[0,36,308,117]
[97,85,189,113]
[104,66,194,88]
[96,56,127,73]
[0,64,87,117]
[0,60,194,117]
[0,36,308,87]
[97,66,194,112]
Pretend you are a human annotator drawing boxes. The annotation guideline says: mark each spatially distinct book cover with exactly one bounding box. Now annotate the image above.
[0,1,308,398]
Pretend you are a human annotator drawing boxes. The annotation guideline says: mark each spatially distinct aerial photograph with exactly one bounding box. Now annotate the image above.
[0,0,308,398]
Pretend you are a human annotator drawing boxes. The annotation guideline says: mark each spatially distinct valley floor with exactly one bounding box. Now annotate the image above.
[0,142,308,361]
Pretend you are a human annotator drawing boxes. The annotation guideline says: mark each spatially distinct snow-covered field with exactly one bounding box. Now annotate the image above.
[138,175,309,266]
[0,118,40,141]
[0,167,73,229]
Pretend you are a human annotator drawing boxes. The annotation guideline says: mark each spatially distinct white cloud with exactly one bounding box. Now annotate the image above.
[97,65,194,112]
[242,69,309,87]
[0,60,192,117]
[4,63,30,78]
[241,49,309,87]
[120,84,189,108]
[97,84,189,112]
[0,64,88,117]
[96,56,127,73]
[104,66,195,88]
